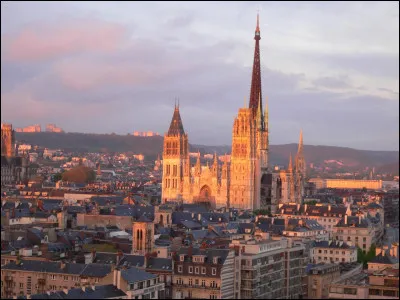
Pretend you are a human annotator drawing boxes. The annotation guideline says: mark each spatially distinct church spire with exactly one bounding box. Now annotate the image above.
[167,104,185,136]
[249,13,263,116]
[288,153,293,172]
[297,129,303,154]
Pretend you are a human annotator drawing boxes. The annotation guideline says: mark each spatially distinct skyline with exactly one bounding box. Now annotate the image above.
[1,1,399,151]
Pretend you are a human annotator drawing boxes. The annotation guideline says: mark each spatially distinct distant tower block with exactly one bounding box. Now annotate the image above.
[132,218,154,256]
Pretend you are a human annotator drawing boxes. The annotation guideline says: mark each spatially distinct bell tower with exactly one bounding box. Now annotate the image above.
[1,123,15,158]
[162,103,189,202]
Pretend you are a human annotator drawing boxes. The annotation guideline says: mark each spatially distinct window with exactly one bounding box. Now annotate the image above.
[151,292,155,298]
[95,278,99,283]
[50,275,56,280]
[212,268,217,275]
[147,280,150,287]
[189,279,192,286]
[188,266,193,274]
[178,266,183,273]
[195,267,199,274]
[201,280,206,287]
[63,276,69,281]
[19,283,24,289]
[201,267,206,274]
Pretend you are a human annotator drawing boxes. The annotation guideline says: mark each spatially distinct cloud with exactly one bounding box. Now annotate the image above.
[1,1,398,151]
[312,76,350,89]
[2,19,128,62]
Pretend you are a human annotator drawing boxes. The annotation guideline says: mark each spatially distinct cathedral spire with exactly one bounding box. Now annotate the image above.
[167,104,185,136]
[288,153,293,172]
[264,96,268,131]
[297,129,303,155]
[249,13,263,116]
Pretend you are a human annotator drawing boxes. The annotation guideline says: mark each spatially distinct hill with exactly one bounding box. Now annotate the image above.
[16,132,399,168]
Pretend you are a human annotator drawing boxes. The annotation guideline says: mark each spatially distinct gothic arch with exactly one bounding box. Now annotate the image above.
[199,185,212,199]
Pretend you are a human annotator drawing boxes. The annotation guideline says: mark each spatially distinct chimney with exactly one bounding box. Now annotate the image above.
[255,216,259,222]
[358,215,362,224]
[188,245,193,258]
[197,213,201,221]
[116,250,123,266]
[328,204,331,211]
[375,247,383,257]
[391,243,398,258]
[304,204,308,213]
[344,215,348,225]
[271,217,274,225]
[297,204,300,211]
[91,249,96,263]
[60,261,66,269]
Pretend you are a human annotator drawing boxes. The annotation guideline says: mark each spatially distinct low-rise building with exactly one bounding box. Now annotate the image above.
[311,240,357,264]
[333,215,376,253]
[1,260,114,298]
[307,263,341,299]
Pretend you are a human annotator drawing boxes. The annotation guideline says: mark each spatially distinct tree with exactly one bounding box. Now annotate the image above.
[53,173,63,182]
[62,166,96,183]
[357,244,376,268]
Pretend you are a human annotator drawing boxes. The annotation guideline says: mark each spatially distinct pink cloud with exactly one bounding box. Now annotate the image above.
[2,19,127,62]
[54,59,155,91]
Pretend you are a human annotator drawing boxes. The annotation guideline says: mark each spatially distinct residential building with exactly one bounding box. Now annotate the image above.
[307,263,341,299]
[172,247,237,299]
[333,215,376,252]
[231,237,306,299]
[1,260,114,298]
[311,240,357,264]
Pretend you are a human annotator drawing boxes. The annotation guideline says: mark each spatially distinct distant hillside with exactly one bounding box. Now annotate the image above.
[16,132,399,168]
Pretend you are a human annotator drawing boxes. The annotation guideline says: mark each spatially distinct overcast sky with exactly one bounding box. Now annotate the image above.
[1,1,399,150]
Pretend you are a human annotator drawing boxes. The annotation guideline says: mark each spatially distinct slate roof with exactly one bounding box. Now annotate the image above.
[2,260,112,277]
[175,247,230,265]
[167,106,185,136]
[335,216,370,228]
[146,257,173,272]
[279,204,347,217]
[313,240,354,249]
[22,284,126,299]
[121,267,157,283]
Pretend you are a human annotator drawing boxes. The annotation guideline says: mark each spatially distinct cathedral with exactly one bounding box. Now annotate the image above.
[1,123,33,186]
[161,15,306,212]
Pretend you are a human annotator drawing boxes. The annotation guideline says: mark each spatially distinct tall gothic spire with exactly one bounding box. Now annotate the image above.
[168,105,185,136]
[264,96,268,131]
[288,153,293,172]
[249,13,263,116]
[297,129,303,154]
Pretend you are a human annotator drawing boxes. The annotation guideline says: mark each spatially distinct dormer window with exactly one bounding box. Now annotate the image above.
[213,257,219,264]
[180,255,185,262]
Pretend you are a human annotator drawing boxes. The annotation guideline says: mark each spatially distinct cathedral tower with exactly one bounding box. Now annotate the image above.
[294,130,306,203]
[1,123,15,158]
[162,104,189,202]
[229,14,270,210]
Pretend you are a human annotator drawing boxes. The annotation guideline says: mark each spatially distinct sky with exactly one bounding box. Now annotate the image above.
[1,1,399,151]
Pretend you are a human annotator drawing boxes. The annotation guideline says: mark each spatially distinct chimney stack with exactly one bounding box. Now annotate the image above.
[116,250,123,266]
[344,215,348,225]
[328,204,331,211]
[358,215,362,224]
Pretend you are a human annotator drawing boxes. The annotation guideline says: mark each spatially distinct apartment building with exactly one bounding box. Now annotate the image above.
[307,263,341,299]
[115,267,165,299]
[231,237,306,299]
[333,215,375,252]
[328,266,399,299]
[311,240,357,264]
[276,203,351,237]
[1,260,113,298]
[172,247,237,299]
